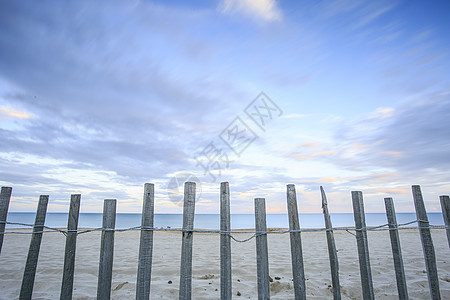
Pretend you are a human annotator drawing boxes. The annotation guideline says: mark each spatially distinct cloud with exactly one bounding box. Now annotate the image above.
[352,2,396,29]
[317,0,397,29]
[0,1,246,211]
[0,106,33,119]
[219,0,282,22]
[0,1,237,173]
[301,142,321,148]
[278,90,450,206]
[332,90,450,177]
[0,1,302,213]
[1,1,448,214]
[280,113,310,119]
[312,150,336,157]
[374,188,408,194]
[367,107,395,119]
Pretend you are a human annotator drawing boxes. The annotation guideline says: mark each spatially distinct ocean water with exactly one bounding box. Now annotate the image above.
[5,212,445,229]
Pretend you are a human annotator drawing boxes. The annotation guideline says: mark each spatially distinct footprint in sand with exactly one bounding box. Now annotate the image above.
[270,281,291,294]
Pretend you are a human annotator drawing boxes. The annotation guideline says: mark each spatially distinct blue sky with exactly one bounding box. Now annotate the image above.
[0,0,449,214]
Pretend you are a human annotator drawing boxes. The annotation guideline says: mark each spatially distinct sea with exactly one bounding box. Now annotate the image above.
[5,212,445,230]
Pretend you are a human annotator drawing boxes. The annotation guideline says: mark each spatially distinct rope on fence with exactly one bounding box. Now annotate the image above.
[0,220,448,242]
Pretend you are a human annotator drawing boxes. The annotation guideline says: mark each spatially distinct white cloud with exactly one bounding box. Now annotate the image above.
[368,107,395,119]
[280,113,309,119]
[0,106,33,119]
[219,0,282,22]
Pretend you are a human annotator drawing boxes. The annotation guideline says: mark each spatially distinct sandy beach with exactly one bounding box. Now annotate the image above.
[0,228,449,299]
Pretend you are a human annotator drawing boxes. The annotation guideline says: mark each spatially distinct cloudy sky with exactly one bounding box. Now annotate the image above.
[1,0,449,214]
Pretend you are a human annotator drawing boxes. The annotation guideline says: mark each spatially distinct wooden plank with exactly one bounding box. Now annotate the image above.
[255,198,270,300]
[351,191,374,300]
[179,182,196,300]
[440,195,450,250]
[19,195,49,300]
[286,184,306,300]
[220,182,232,300]
[136,183,155,300]
[320,186,341,300]
[412,185,441,300]
[97,199,117,300]
[0,186,12,255]
[384,197,408,300]
[60,194,81,300]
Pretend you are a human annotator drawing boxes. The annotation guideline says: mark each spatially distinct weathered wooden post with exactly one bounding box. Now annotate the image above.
[220,182,232,300]
[412,185,440,300]
[352,191,374,300]
[320,186,341,300]
[286,184,306,300]
[136,183,155,300]
[384,197,408,300]
[0,186,12,255]
[19,195,49,300]
[440,195,450,250]
[60,194,81,300]
[179,182,196,300]
[255,198,270,300]
[97,199,117,300]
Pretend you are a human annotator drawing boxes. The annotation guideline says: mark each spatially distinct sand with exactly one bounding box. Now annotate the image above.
[0,228,449,299]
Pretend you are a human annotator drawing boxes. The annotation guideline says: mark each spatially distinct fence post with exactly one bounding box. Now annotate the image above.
[60,194,81,300]
[255,198,270,300]
[286,185,306,300]
[320,186,341,300]
[97,199,117,300]
[179,182,196,300]
[412,185,440,300]
[352,191,374,300]
[136,183,155,300]
[440,195,450,250]
[0,186,12,255]
[220,182,232,300]
[19,195,49,300]
[384,197,408,300]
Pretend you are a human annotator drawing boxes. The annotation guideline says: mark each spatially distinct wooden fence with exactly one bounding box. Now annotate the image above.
[0,183,449,300]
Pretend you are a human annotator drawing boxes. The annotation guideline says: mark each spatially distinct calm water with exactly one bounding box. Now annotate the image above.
[5,212,445,229]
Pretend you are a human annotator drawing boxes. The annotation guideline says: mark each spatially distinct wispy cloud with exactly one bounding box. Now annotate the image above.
[0,106,33,119]
[374,188,408,194]
[334,91,450,172]
[219,0,282,22]
[367,107,395,119]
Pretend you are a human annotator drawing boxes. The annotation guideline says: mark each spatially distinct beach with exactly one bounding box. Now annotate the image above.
[0,229,449,299]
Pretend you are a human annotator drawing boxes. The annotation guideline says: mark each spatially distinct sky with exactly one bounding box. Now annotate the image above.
[0,0,449,214]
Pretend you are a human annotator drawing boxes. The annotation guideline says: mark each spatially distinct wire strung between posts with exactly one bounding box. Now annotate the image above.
[345,229,356,237]
[1,220,448,242]
[1,221,70,235]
